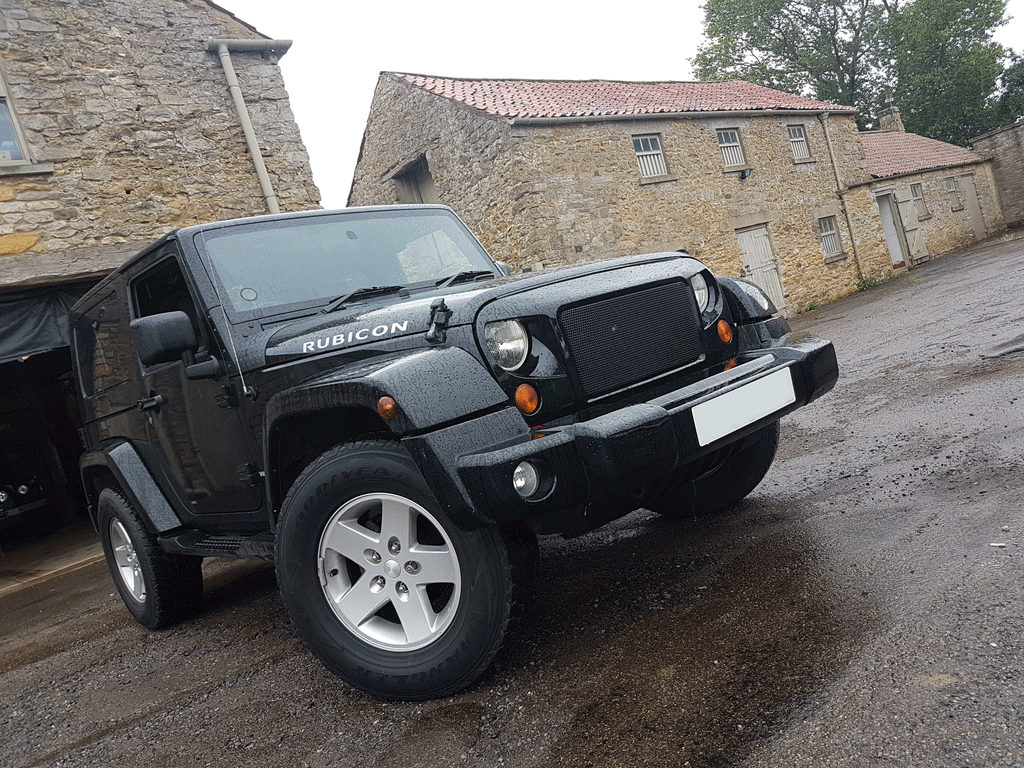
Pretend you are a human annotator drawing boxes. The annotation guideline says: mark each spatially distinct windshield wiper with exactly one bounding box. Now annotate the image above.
[321,285,407,314]
[434,270,496,289]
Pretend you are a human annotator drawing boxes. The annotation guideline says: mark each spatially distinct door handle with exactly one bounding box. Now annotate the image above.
[137,394,167,412]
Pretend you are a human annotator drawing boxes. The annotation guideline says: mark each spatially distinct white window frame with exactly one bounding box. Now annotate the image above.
[0,67,29,166]
[717,128,745,168]
[632,134,668,178]
[787,125,810,160]
[944,177,963,211]
[910,183,930,219]
[818,216,842,257]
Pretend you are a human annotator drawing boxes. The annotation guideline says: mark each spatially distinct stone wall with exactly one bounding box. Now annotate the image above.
[349,73,515,258]
[972,121,1024,227]
[0,0,320,290]
[851,161,1005,268]
[350,75,897,313]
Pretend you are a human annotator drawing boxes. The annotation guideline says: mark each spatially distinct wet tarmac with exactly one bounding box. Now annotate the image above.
[2,232,1022,767]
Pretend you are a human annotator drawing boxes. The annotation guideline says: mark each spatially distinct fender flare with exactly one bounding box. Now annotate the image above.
[263,346,509,436]
[263,347,522,528]
[718,276,792,349]
[79,440,185,534]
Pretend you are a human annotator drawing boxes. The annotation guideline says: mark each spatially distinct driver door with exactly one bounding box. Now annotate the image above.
[128,248,262,516]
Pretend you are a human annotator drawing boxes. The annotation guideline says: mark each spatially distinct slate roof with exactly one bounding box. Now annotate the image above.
[861,131,985,178]
[395,73,856,120]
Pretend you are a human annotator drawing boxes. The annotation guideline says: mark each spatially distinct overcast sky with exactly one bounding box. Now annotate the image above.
[217,0,1024,209]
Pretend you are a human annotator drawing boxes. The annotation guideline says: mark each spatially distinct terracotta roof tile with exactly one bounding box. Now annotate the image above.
[861,131,984,177]
[395,74,855,119]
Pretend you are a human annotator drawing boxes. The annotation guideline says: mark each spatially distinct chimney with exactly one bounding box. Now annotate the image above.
[879,106,905,132]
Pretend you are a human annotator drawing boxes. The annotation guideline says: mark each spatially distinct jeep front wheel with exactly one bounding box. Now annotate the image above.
[275,439,535,700]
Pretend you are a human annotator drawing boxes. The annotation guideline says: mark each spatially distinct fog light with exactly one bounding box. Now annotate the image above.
[16,484,29,496]
[512,462,540,498]
[0,490,7,504]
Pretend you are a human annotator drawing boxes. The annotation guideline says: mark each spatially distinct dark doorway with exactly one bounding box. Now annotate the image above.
[0,348,88,543]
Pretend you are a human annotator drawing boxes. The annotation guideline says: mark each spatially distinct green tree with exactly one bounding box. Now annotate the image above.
[693,0,896,123]
[694,0,1013,144]
[991,51,1024,126]
[888,0,1006,143]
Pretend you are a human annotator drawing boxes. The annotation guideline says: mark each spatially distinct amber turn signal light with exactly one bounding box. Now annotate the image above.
[515,384,540,415]
[717,319,733,344]
[723,358,738,372]
[377,396,399,421]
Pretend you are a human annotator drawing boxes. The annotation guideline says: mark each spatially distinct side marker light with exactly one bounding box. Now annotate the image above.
[377,396,399,421]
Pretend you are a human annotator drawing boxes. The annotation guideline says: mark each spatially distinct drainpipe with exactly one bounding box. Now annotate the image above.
[818,111,865,280]
[205,39,292,214]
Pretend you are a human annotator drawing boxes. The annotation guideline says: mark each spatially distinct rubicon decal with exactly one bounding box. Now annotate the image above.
[302,321,410,353]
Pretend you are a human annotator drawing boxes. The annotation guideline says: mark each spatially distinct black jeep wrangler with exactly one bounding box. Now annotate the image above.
[70,205,837,700]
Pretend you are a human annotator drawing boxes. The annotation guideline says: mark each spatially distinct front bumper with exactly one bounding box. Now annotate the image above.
[406,336,837,533]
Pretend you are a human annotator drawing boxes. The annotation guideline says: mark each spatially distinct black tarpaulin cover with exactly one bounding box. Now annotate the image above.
[0,284,93,365]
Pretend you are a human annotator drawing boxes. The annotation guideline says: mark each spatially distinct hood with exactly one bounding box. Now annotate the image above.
[256,252,688,367]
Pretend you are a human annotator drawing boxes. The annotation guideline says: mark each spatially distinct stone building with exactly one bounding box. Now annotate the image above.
[972,119,1024,228]
[349,73,901,317]
[349,73,1006,318]
[0,0,318,533]
[853,108,1004,268]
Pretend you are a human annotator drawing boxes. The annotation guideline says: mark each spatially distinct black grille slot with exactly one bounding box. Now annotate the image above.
[558,281,703,398]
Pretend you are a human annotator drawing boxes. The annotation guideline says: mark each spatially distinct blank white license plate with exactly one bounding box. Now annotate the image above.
[692,368,796,447]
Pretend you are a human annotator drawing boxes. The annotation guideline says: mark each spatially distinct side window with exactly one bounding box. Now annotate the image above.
[944,177,963,211]
[129,255,206,362]
[787,125,811,160]
[910,183,930,219]
[717,128,746,168]
[132,256,198,323]
[0,65,29,165]
[73,291,130,397]
[632,134,669,178]
[818,216,843,257]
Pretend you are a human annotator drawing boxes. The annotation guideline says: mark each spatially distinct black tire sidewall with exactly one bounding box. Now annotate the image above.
[276,441,511,699]
[97,488,160,628]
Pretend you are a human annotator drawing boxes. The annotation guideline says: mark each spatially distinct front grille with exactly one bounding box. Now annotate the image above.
[558,281,703,398]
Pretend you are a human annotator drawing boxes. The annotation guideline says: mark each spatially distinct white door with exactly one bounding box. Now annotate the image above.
[960,174,987,240]
[876,194,909,268]
[894,190,927,263]
[736,226,786,314]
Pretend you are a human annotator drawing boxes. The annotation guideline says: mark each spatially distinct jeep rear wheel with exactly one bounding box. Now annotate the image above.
[650,420,780,518]
[97,487,204,629]
[275,439,536,700]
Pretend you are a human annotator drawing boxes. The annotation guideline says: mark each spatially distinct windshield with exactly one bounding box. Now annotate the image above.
[195,208,496,317]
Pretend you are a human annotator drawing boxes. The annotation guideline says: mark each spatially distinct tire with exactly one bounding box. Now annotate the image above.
[97,487,204,629]
[650,420,780,519]
[275,439,537,700]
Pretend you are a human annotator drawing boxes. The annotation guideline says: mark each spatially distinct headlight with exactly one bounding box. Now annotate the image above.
[691,273,710,313]
[484,319,529,371]
[17,484,29,496]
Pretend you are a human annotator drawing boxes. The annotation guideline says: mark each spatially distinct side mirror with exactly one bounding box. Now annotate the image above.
[130,311,198,367]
